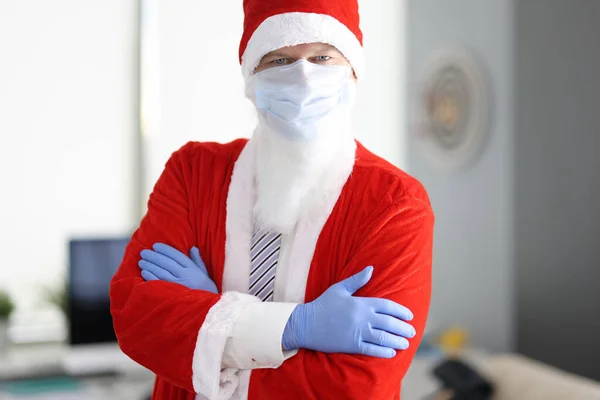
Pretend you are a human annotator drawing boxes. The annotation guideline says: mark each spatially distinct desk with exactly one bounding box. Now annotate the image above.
[0,343,154,400]
[1,343,488,400]
[1,375,154,400]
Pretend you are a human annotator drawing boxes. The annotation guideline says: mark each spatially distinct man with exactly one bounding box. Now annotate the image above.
[110,0,434,399]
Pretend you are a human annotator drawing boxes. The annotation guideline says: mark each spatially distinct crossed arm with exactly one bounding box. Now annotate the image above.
[109,148,433,398]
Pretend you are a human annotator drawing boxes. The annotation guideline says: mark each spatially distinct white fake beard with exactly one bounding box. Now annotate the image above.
[251,112,355,235]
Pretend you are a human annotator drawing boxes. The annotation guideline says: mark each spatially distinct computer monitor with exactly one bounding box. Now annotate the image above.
[68,237,130,346]
[63,236,143,375]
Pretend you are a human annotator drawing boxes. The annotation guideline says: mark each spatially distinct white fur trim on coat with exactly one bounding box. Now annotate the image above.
[221,138,255,293]
[241,12,365,79]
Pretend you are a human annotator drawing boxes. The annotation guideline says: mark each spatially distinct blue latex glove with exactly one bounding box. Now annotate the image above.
[282,266,416,358]
[138,243,218,294]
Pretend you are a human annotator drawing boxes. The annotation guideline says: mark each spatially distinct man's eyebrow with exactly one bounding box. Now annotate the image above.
[263,51,289,59]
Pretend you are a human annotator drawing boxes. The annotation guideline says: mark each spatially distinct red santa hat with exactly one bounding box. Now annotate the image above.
[239,0,365,79]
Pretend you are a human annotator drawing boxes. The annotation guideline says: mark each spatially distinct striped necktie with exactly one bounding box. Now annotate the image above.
[249,230,282,302]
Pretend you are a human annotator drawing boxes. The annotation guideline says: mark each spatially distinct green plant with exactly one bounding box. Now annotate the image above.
[0,290,15,319]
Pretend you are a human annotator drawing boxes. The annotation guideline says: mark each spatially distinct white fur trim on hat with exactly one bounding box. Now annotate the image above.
[241,12,365,79]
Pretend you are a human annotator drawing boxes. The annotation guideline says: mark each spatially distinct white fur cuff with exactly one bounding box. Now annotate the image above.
[192,292,260,399]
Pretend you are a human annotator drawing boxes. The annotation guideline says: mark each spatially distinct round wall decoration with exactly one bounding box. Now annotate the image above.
[415,48,492,171]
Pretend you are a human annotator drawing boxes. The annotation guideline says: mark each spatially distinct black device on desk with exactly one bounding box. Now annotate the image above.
[431,359,494,400]
[68,237,129,345]
[63,236,137,375]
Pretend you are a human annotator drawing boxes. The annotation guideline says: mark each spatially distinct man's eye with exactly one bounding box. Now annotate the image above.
[272,58,287,65]
[315,56,332,62]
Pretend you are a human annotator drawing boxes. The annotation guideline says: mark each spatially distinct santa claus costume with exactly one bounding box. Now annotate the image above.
[110,0,434,399]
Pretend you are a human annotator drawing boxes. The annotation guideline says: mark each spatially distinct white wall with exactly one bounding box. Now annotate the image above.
[0,1,137,315]
[406,0,515,351]
[355,0,408,170]
[142,0,255,198]
[143,0,408,198]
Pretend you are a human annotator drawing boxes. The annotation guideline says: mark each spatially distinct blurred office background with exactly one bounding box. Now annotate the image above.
[0,0,598,399]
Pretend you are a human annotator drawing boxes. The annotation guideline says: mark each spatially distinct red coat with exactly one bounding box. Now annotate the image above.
[110,138,433,400]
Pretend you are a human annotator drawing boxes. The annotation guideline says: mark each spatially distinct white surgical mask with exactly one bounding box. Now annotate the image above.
[248,60,356,141]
